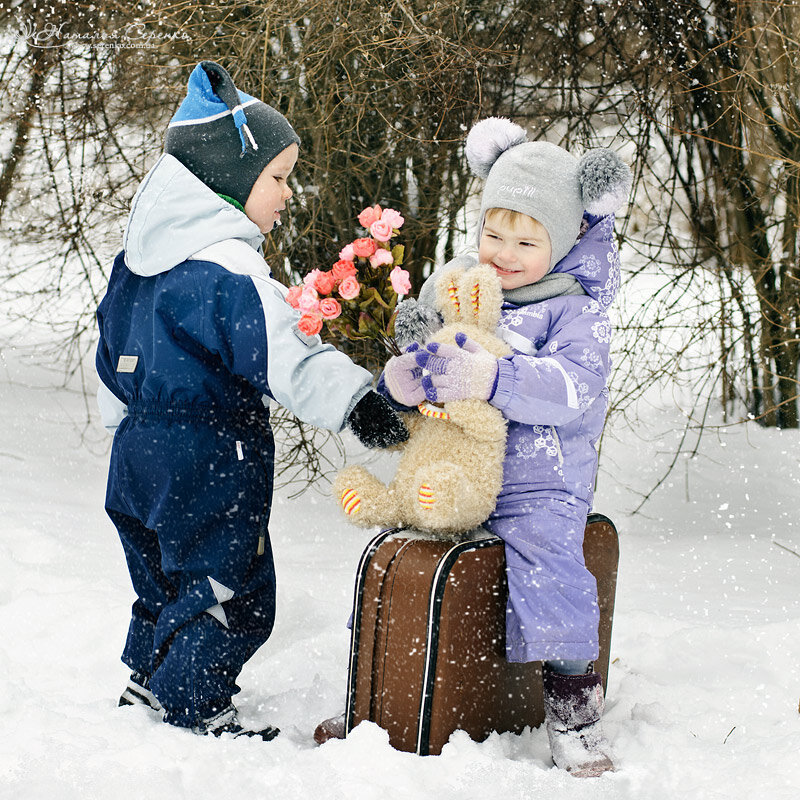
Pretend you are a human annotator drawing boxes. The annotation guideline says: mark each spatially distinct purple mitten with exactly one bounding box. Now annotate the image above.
[383,343,426,406]
[416,333,499,402]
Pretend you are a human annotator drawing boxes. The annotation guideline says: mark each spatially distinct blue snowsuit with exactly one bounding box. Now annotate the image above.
[96,154,372,727]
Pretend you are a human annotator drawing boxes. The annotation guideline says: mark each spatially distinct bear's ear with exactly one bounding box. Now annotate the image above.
[577,148,632,215]
[435,266,466,325]
[465,117,528,179]
[436,264,503,331]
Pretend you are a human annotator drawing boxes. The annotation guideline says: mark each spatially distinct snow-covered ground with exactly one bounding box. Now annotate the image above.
[1,338,799,800]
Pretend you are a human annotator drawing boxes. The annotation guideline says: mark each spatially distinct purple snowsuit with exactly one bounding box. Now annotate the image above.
[454,214,620,663]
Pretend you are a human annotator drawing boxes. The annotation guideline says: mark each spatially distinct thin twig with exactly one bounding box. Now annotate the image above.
[772,540,800,559]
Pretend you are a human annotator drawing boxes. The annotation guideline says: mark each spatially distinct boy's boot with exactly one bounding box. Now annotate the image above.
[118,670,162,713]
[193,704,280,742]
[313,712,346,745]
[542,666,615,778]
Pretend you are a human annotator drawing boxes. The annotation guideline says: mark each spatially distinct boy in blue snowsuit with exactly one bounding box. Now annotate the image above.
[381,118,631,776]
[95,61,407,740]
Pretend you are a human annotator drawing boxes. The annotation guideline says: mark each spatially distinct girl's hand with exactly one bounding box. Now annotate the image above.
[415,334,499,403]
[383,343,426,406]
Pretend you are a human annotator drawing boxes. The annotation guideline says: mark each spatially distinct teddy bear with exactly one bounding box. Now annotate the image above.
[333,263,512,536]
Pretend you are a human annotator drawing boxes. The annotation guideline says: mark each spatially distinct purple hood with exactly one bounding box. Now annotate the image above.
[548,213,621,311]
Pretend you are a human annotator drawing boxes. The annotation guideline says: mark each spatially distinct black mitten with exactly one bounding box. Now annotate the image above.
[347,390,409,449]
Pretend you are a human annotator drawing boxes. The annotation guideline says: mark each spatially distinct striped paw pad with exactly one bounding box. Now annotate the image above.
[447,281,461,314]
[418,483,435,510]
[341,488,361,515]
[470,282,480,317]
[417,402,450,421]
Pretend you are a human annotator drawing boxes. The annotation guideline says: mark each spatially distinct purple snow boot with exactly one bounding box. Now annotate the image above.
[542,666,615,778]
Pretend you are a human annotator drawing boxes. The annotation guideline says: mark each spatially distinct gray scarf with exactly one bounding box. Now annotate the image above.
[502,271,585,305]
[417,255,585,308]
[395,256,584,347]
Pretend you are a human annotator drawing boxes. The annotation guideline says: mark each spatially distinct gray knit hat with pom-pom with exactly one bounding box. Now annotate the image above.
[466,118,631,269]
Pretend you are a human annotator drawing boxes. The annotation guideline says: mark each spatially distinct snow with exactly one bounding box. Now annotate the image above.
[1,339,799,800]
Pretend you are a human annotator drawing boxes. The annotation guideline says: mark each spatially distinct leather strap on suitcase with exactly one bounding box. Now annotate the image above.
[344,514,618,755]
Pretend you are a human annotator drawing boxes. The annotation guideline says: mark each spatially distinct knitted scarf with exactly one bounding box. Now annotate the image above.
[502,271,585,306]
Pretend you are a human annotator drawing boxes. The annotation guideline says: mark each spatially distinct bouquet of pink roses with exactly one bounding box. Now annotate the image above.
[286,204,411,356]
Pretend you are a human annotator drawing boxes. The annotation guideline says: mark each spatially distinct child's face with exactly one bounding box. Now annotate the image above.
[244,143,299,233]
[478,213,552,290]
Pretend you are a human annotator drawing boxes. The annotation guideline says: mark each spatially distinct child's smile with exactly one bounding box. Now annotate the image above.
[478,213,552,291]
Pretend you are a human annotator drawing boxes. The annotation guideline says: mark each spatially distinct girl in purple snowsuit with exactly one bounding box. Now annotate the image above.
[382,117,631,777]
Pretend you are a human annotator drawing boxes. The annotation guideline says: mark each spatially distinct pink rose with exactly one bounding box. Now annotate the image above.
[339,244,355,261]
[369,248,394,268]
[389,266,411,296]
[381,208,404,229]
[303,269,321,287]
[358,205,382,229]
[351,238,377,258]
[369,219,394,242]
[332,259,357,281]
[338,275,361,300]
[297,313,323,337]
[312,270,337,295]
[298,287,320,312]
[319,297,342,319]
[285,285,303,308]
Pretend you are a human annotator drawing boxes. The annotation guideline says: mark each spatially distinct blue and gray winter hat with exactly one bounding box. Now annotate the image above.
[165,61,300,207]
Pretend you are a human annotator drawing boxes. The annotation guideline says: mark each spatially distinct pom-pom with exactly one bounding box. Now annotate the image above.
[465,117,528,179]
[393,298,443,348]
[577,148,632,215]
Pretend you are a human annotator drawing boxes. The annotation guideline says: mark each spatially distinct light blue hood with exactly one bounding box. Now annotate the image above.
[123,154,265,277]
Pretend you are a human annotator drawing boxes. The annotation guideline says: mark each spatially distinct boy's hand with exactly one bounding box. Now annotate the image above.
[383,343,426,407]
[347,390,409,449]
[416,333,499,403]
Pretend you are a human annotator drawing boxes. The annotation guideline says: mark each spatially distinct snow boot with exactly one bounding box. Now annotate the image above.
[118,670,163,713]
[313,712,346,745]
[193,704,280,742]
[542,666,615,778]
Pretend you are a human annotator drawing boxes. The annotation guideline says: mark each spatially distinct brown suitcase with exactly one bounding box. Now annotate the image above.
[344,513,619,755]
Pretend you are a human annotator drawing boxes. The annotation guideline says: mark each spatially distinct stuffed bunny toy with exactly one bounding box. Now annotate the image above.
[333,263,511,535]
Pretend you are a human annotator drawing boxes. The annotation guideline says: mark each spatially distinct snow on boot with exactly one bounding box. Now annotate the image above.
[118,670,162,713]
[542,666,615,778]
[314,712,346,745]
[194,704,280,741]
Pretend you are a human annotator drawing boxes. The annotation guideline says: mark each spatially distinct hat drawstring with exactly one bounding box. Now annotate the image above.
[242,123,258,152]
[231,104,259,154]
